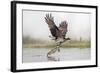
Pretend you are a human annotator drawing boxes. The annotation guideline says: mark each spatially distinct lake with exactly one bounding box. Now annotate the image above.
[23,48,91,63]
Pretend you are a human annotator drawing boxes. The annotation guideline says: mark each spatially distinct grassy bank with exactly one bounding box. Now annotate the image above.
[23,41,91,49]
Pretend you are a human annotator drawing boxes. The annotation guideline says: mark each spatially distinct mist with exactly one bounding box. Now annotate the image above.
[23,10,91,41]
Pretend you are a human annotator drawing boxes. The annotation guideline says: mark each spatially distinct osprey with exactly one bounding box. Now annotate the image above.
[45,14,70,56]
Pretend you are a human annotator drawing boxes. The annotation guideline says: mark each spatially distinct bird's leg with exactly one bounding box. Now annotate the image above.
[58,43,61,52]
[56,42,61,52]
[57,45,60,52]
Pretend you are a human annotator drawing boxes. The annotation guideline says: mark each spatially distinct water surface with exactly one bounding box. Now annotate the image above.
[23,48,91,63]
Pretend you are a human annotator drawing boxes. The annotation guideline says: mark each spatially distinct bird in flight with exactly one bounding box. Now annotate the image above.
[45,14,70,56]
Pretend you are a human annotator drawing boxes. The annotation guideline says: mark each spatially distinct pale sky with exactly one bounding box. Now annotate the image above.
[23,10,91,41]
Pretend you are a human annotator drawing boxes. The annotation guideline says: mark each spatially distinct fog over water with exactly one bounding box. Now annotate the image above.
[23,10,91,41]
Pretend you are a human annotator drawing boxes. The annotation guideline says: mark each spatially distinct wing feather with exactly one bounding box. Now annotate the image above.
[45,14,60,38]
[59,21,68,38]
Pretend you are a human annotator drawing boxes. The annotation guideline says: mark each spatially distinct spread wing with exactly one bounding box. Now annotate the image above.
[58,21,68,38]
[45,14,60,38]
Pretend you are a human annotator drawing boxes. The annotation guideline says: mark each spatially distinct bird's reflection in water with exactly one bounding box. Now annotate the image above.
[47,46,60,61]
[47,56,60,61]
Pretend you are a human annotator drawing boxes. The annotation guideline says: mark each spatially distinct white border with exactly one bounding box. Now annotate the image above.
[16,4,96,70]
